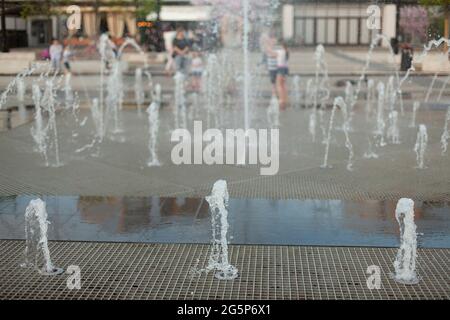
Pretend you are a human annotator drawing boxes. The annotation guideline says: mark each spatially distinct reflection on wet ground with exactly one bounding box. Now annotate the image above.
[0,195,449,248]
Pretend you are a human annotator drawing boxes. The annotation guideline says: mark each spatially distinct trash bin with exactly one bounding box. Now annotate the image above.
[400,44,413,71]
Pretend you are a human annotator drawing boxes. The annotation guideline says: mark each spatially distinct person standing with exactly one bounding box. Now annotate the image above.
[49,38,63,72]
[190,50,203,92]
[163,26,177,76]
[172,27,190,74]
[62,45,73,74]
[265,34,278,97]
[275,41,289,110]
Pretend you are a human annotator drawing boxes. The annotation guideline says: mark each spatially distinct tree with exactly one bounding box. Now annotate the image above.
[20,0,71,41]
[1,0,8,52]
[136,0,159,20]
[20,0,71,18]
[419,0,450,49]
[399,6,429,43]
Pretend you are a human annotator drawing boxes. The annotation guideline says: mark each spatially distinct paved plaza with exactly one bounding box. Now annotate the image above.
[0,47,449,301]
[0,91,449,201]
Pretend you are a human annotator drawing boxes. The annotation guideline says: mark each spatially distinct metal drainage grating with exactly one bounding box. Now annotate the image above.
[0,240,448,300]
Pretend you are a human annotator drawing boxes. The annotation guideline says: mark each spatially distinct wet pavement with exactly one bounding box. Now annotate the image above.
[0,195,449,248]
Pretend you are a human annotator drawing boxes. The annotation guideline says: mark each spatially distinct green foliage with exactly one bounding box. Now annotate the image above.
[20,0,71,19]
[136,0,159,19]
[19,0,159,19]
[419,0,450,5]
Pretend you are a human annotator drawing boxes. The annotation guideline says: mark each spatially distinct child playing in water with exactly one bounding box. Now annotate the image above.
[190,51,203,92]
[275,41,289,110]
[62,46,73,74]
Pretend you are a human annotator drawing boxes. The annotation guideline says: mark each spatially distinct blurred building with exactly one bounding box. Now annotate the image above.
[280,0,419,47]
[1,0,426,50]
[1,0,150,48]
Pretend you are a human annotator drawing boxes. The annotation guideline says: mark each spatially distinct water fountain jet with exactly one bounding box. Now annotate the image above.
[205,180,238,280]
[21,198,64,276]
[147,102,161,166]
[392,198,419,285]
[414,124,428,169]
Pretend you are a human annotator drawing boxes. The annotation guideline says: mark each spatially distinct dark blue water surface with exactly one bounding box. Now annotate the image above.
[0,195,449,248]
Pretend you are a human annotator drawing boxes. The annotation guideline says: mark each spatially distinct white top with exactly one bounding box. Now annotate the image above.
[49,44,63,59]
[191,57,203,73]
[276,48,288,68]
[63,49,71,63]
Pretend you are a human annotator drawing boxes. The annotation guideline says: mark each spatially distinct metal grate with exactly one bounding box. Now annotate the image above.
[0,240,448,300]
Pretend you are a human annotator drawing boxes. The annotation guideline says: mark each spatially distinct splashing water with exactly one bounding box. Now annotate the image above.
[173,72,185,129]
[91,98,104,142]
[16,78,26,121]
[321,98,338,168]
[385,76,397,112]
[40,79,61,167]
[425,73,438,103]
[64,73,73,109]
[414,124,428,169]
[106,61,124,136]
[392,198,419,285]
[308,111,317,142]
[318,108,327,144]
[117,37,149,69]
[267,94,279,128]
[387,110,400,144]
[145,70,154,93]
[398,37,450,93]
[354,34,403,115]
[30,84,48,164]
[292,75,301,109]
[204,55,220,128]
[440,106,450,155]
[409,102,420,128]
[98,34,110,123]
[437,75,450,102]
[365,79,375,121]
[180,99,187,130]
[135,68,144,115]
[152,83,162,106]
[190,92,199,120]
[363,137,379,159]
[309,44,330,139]
[375,82,386,147]
[21,198,64,275]
[338,97,354,171]
[321,96,354,169]
[343,81,355,131]
[75,98,104,154]
[204,180,238,280]
[305,78,313,109]
[0,62,44,110]
[147,102,161,166]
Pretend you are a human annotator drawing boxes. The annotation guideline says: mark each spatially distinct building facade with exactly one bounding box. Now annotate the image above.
[281,0,419,47]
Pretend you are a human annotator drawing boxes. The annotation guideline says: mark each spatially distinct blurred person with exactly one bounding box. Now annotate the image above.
[275,41,289,110]
[172,27,190,74]
[49,38,63,72]
[163,27,176,76]
[62,45,73,74]
[258,29,270,67]
[99,34,117,71]
[107,35,118,58]
[265,34,278,97]
[190,50,203,92]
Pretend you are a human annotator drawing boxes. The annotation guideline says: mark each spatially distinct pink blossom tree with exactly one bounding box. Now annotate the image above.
[399,6,430,43]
